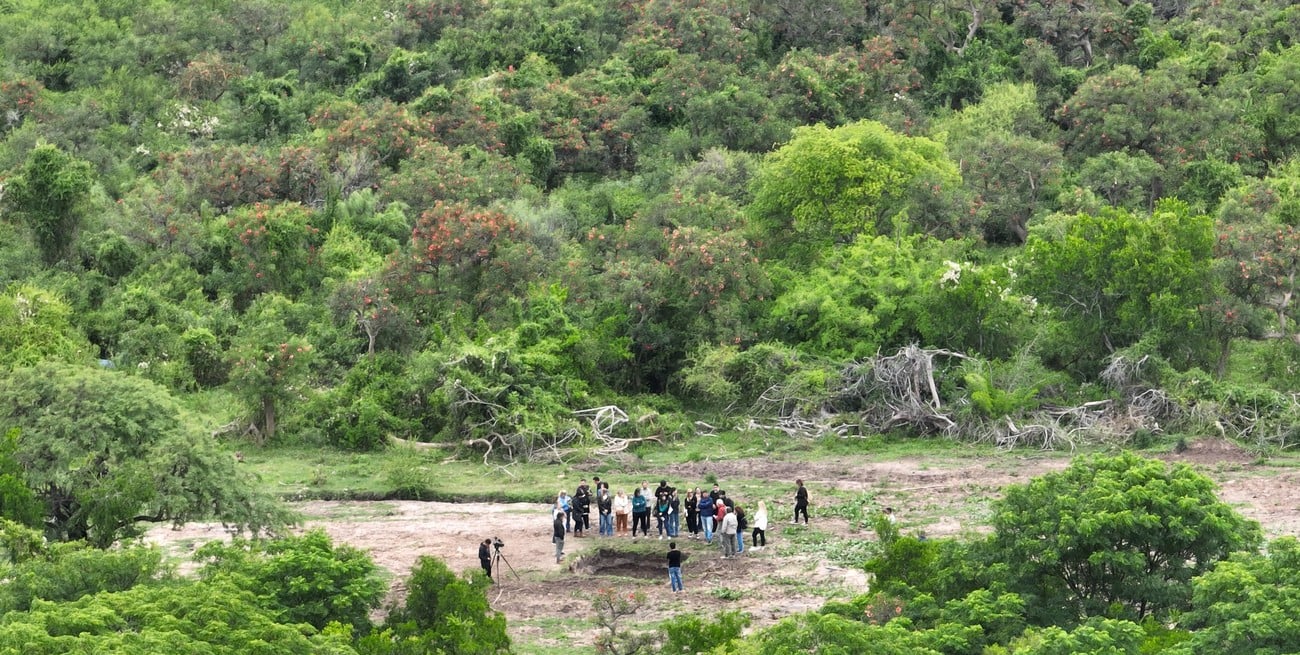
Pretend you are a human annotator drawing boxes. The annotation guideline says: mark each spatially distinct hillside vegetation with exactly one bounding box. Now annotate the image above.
[2,0,1300,652]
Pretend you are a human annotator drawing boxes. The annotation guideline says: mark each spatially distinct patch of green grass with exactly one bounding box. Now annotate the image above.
[777,526,881,568]
[243,446,574,502]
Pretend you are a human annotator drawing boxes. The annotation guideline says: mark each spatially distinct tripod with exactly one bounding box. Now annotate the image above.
[492,545,519,582]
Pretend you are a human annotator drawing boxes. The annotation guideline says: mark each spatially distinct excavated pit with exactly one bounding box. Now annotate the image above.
[571,548,690,579]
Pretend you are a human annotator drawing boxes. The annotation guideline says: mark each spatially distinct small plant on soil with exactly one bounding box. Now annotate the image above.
[592,588,653,655]
[711,587,743,601]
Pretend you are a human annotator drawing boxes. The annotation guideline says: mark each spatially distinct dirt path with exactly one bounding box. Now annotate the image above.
[146,440,1300,651]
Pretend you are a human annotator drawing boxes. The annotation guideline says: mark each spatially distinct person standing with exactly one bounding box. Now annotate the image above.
[654,491,670,539]
[598,488,614,536]
[632,488,650,537]
[752,500,769,550]
[479,538,493,579]
[793,479,809,524]
[558,491,573,533]
[684,488,700,539]
[698,491,716,544]
[718,506,738,559]
[667,488,681,538]
[574,481,591,537]
[553,512,566,564]
[667,541,683,593]
[614,490,630,536]
[734,504,747,555]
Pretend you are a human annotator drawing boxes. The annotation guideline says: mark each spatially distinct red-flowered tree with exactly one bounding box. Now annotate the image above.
[212,201,323,303]
[329,277,404,360]
[391,201,543,324]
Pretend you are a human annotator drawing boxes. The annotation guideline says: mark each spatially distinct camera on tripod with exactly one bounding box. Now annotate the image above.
[492,536,504,551]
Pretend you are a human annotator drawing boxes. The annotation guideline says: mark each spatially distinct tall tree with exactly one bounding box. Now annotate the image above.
[4,144,93,265]
[1019,199,1219,376]
[0,364,293,547]
[992,452,1261,624]
[749,120,959,264]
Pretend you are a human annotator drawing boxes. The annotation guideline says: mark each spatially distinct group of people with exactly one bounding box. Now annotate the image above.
[550,477,815,571]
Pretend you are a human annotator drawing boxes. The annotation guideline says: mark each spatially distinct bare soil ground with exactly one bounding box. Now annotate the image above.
[146,438,1300,652]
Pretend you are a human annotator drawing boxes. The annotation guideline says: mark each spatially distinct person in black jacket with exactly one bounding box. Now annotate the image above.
[479,538,493,579]
[667,541,683,593]
[553,512,566,564]
[793,479,809,524]
[574,480,591,537]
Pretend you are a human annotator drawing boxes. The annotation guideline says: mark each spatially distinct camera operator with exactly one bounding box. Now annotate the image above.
[479,538,492,579]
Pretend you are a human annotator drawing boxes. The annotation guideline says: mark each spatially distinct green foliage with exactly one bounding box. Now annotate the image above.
[1166,536,1300,655]
[749,121,960,264]
[0,430,41,528]
[867,536,940,595]
[0,540,167,613]
[680,342,814,410]
[767,234,934,359]
[402,289,595,455]
[196,529,385,632]
[991,452,1262,624]
[362,555,509,655]
[226,294,318,444]
[989,617,1144,655]
[0,363,294,546]
[307,353,412,451]
[0,579,358,654]
[4,143,94,264]
[1020,200,1220,377]
[0,283,92,369]
[657,609,750,654]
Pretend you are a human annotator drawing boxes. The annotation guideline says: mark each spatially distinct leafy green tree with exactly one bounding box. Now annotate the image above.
[360,555,509,655]
[1019,199,1219,376]
[738,612,940,655]
[0,429,42,528]
[766,234,934,359]
[4,143,94,264]
[306,352,412,451]
[1167,537,1300,655]
[196,529,386,633]
[0,283,92,369]
[0,363,294,546]
[658,609,750,654]
[749,121,959,264]
[211,201,325,303]
[989,617,1143,655]
[0,539,167,613]
[916,256,1035,359]
[991,452,1262,625]
[0,580,357,655]
[225,294,317,444]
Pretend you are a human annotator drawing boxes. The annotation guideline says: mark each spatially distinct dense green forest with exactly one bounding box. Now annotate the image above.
[2,0,1300,652]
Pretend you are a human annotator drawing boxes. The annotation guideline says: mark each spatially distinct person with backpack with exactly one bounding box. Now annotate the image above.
[631,488,650,537]
[697,491,716,545]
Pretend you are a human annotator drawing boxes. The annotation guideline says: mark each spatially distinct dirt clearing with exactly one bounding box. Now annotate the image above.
[146,439,1300,651]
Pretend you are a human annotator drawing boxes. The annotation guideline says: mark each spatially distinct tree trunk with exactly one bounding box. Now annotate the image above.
[260,395,276,445]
